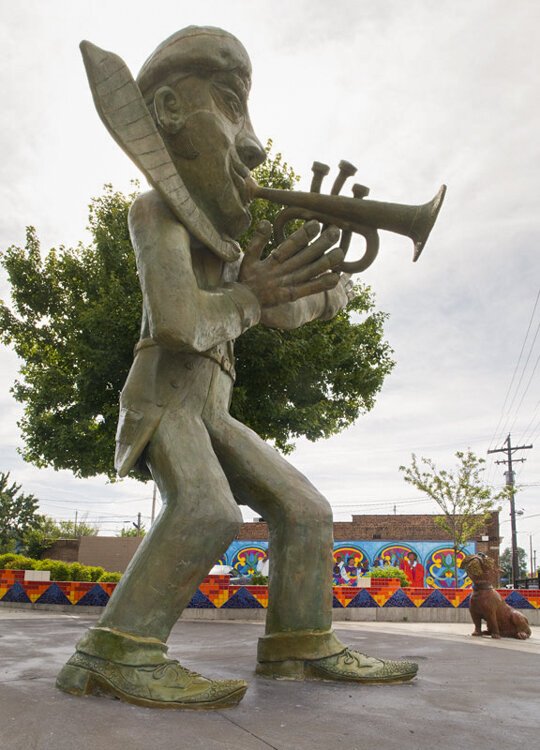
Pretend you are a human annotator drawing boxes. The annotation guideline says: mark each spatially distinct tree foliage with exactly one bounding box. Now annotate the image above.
[0,185,141,478]
[119,525,146,538]
[399,450,505,587]
[499,546,528,580]
[23,514,98,558]
[0,144,394,479]
[0,471,41,552]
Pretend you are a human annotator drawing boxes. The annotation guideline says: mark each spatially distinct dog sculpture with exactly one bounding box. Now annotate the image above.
[462,554,531,640]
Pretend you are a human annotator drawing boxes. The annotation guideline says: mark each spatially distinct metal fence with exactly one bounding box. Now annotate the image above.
[515,576,540,589]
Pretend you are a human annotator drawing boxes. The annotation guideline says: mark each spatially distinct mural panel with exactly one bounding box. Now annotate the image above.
[230,545,266,576]
[333,545,368,586]
[220,540,476,588]
[425,548,472,589]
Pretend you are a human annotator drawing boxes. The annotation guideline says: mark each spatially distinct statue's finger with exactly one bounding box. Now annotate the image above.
[282,247,344,286]
[271,220,320,263]
[243,221,272,268]
[280,226,340,272]
[285,272,340,302]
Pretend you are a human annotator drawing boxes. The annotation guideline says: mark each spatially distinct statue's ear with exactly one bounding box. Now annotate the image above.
[484,557,496,579]
[154,86,185,134]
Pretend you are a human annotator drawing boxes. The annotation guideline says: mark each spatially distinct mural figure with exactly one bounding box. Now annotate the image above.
[400,551,425,587]
[53,25,443,709]
[344,556,359,586]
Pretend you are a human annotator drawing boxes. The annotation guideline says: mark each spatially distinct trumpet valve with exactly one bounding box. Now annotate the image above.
[310,161,330,193]
[340,184,370,253]
[352,183,370,199]
[331,159,358,196]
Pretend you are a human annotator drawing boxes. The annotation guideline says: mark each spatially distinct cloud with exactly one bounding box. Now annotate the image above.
[0,0,539,549]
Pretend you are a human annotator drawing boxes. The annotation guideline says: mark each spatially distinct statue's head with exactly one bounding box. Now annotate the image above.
[136,26,266,239]
[462,553,496,584]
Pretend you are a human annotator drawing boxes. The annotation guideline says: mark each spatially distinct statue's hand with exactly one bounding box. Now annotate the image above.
[320,273,355,320]
[239,220,343,308]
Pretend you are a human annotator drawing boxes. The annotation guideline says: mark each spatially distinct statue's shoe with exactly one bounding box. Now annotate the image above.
[256,648,418,684]
[56,651,247,709]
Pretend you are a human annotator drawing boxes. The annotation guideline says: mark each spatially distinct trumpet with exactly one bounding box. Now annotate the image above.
[247,160,446,273]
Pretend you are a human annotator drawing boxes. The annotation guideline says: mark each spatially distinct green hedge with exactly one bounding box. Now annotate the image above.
[367,566,410,587]
[0,553,121,583]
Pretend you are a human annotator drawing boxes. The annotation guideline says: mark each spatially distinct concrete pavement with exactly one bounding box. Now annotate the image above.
[0,609,538,750]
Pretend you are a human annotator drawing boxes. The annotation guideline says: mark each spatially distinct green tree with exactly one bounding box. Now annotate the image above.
[56,518,99,538]
[23,514,98,558]
[399,450,505,588]
[499,546,528,581]
[23,515,63,558]
[0,471,41,552]
[119,525,146,538]
[0,184,141,478]
[0,145,394,478]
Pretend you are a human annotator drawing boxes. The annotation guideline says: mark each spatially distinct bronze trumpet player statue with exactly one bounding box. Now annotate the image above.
[57,26,446,710]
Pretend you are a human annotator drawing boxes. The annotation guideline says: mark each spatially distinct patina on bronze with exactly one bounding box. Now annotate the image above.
[56,26,440,709]
[463,554,532,640]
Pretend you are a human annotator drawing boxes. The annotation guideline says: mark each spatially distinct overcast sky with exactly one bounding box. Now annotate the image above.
[1,0,539,563]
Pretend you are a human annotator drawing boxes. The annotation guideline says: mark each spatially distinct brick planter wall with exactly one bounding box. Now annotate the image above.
[2,570,539,614]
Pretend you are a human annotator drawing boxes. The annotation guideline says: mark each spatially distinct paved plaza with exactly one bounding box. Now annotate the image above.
[0,608,538,750]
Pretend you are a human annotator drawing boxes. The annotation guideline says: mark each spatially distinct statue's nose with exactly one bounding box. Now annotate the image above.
[236,130,266,170]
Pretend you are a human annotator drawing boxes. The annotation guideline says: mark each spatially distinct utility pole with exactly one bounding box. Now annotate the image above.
[530,534,534,578]
[133,512,143,537]
[488,434,532,586]
[74,510,78,538]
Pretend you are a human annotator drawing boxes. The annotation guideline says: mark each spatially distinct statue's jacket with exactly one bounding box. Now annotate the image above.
[114,190,260,478]
[114,189,332,477]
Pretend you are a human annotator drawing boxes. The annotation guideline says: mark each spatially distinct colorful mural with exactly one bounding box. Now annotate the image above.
[425,548,472,589]
[221,540,476,588]
[376,544,415,568]
[333,545,367,586]
[230,546,267,576]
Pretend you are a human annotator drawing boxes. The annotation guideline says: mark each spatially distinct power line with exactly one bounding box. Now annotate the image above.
[486,288,540,486]
[517,398,540,445]
[488,289,539,445]
[488,434,533,586]
[36,495,151,506]
[507,349,540,436]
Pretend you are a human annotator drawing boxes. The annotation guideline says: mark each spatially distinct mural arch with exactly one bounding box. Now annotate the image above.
[425,547,472,589]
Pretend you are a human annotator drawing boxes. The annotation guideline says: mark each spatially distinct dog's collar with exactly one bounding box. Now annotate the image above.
[472,582,494,591]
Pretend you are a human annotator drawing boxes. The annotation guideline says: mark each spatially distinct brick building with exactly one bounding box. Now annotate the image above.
[44,512,501,585]
[239,512,500,555]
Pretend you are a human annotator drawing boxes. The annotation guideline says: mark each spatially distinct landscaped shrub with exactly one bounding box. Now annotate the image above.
[37,559,72,581]
[98,571,122,583]
[86,566,106,582]
[250,572,268,585]
[0,553,20,568]
[0,554,37,570]
[0,554,121,583]
[367,566,409,588]
[68,562,92,582]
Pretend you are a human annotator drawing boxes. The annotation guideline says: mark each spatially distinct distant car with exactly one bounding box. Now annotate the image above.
[504,584,514,589]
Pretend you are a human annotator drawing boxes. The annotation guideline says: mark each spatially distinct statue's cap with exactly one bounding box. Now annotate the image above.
[136,26,251,97]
